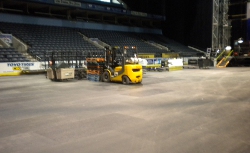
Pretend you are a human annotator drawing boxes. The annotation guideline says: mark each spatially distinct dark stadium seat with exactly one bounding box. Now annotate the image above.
[78,29,169,56]
[7,55,12,58]
[0,22,102,60]
[12,54,19,58]
[0,58,9,62]
[0,21,200,60]
[11,58,18,62]
[0,47,30,62]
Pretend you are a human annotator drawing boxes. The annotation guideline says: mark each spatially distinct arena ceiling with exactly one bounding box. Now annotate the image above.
[0,0,163,28]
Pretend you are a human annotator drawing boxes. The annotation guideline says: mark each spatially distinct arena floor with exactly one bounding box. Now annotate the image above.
[0,67,250,153]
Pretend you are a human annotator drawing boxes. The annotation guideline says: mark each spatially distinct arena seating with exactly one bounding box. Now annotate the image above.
[0,21,200,62]
[0,22,103,61]
[0,47,29,62]
[78,29,168,57]
[131,33,199,56]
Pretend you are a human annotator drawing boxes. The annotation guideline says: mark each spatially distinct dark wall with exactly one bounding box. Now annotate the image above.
[163,0,212,50]
[231,20,247,43]
[123,0,165,15]
[124,0,213,50]
[163,0,191,44]
[229,0,247,43]
[188,0,212,49]
[248,19,250,41]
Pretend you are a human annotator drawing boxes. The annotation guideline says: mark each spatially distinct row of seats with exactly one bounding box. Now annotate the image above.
[0,57,29,62]
[0,22,101,61]
[0,21,200,62]
[79,29,199,56]
[0,48,29,62]
[78,29,166,56]
[131,33,198,55]
[32,49,104,60]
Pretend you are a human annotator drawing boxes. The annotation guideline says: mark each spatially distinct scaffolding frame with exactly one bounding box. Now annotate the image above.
[212,0,231,51]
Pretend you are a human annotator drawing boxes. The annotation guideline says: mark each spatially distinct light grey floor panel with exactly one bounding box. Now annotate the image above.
[0,68,250,153]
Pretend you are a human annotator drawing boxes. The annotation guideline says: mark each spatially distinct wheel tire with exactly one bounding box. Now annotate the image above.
[122,76,130,85]
[102,71,110,82]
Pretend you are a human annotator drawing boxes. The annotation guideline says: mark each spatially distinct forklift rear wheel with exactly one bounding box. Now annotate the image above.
[102,71,110,82]
[122,76,130,85]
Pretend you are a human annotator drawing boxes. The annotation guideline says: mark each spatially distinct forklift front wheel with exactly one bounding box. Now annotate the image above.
[102,71,110,82]
[122,76,130,85]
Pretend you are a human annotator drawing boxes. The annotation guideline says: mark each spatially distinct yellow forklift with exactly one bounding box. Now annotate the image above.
[102,46,143,84]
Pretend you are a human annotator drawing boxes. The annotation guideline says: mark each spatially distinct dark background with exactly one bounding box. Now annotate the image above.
[229,0,247,46]
[4,0,246,50]
[123,0,213,50]
[124,0,246,50]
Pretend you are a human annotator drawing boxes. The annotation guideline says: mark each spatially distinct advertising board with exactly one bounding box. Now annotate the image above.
[0,62,44,76]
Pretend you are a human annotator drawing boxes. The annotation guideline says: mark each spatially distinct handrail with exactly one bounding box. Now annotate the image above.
[12,36,28,52]
[36,55,41,61]
[188,46,206,54]
[78,32,106,49]
[225,50,233,60]
[216,49,226,60]
[216,50,234,68]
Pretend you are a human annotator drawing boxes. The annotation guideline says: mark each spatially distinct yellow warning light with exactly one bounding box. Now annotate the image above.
[132,46,137,49]
[124,46,129,49]
[112,46,120,50]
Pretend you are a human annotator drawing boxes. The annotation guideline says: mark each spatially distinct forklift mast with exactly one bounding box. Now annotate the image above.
[104,46,138,66]
[104,46,120,69]
[104,46,138,76]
